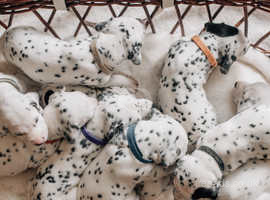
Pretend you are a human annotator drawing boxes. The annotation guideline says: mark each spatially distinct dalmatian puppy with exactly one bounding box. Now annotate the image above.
[173,82,270,200]
[0,72,47,144]
[208,81,270,200]
[0,73,65,176]
[30,89,153,200]
[1,17,144,87]
[158,22,249,150]
[77,107,188,200]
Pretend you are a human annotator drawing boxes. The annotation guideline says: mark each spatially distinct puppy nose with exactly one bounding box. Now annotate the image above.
[127,52,134,60]
[95,22,106,32]
[31,136,47,145]
[234,81,239,88]
[192,187,218,200]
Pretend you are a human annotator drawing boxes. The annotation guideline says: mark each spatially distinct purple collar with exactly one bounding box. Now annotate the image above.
[81,125,107,146]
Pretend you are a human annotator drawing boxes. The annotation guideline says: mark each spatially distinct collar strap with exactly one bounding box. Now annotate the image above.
[45,138,61,144]
[198,146,224,172]
[81,125,107,146]
[127,123,153,164]
[90,37,139,89]
[191,35,217,67]
[0,78,23,92]
[90,38,114,75]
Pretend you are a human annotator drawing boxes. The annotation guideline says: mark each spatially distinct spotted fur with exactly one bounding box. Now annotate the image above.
[0,73,61,176]
[158,23,249,150]
[91,17,145,65]
[0,72,48,144]
[174,81,270,200]
[2,17,144,87]
[77,108,188,200]
[30,89,153,200]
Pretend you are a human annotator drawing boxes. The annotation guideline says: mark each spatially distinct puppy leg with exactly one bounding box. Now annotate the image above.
[140,176,174,200]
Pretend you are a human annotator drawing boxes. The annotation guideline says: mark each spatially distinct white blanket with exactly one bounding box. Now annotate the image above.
[0,5,269,200]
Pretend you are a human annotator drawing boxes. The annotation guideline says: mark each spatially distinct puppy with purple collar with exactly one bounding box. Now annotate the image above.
[29,87,153,200]
[76,108,188,200]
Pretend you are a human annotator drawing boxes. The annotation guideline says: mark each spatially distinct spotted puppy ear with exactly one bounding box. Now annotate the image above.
[204,22,239,37]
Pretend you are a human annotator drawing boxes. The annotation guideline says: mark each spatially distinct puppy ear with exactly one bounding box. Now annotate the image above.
[205,22,239,37]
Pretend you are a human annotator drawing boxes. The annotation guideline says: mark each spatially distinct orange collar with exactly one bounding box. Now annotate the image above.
[191,35,217,67]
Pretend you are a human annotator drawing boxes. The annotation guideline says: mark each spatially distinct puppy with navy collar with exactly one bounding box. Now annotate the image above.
[29,88,153,200]
[158,22,249,151]
[1,17,144,88]
[76,107,188,200]
[174,81,270,200]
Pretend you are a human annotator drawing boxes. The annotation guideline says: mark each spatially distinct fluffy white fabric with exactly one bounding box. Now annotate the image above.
[0,4,269,200]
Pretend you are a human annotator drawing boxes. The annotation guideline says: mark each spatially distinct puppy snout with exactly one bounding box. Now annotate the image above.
[192,187,218,200]
[127,51,134,60]
[95,22,106,32]
[31,136,47,145]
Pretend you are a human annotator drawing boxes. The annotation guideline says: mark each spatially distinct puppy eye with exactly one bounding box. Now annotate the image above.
[44,90,54,105]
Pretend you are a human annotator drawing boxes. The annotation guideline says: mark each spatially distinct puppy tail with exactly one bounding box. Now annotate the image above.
[239,47,270,84]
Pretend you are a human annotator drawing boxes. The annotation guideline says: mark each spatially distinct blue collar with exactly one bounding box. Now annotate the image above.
[127,124,153,164]
[81,125,108,146]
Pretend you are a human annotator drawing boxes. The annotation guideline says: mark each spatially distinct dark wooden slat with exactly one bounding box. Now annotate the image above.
[32,9,60,39]
[74,6,91,37]
[71,6,92,36]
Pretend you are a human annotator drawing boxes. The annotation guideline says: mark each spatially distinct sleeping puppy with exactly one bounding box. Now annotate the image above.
[29,89,153,200]
[215,81,270,200]
[0,72,47,144]
[0,73,62,176]
[158,22,249,151]
[77,108,188,200]
[1,17,144,88]
[174,81,270,200]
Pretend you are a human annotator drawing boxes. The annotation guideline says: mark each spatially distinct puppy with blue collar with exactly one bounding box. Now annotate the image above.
[29,88,153,200]
[77,107,188,200]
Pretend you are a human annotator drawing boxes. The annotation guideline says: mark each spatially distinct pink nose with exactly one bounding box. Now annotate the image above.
[31,136,47,145]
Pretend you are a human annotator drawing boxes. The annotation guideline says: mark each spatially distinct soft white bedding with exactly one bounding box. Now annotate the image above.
[0,5,269,200]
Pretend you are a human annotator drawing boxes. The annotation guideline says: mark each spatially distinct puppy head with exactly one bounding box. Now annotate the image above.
[205,22,249,74]
[174,151,223,200]
[133,112,188,167]
[233,81,270,113]
[96,33,128,69]
[0,90,48,144]
[102,94,153,129]
[93,17,145,65]
[43,91,98,143]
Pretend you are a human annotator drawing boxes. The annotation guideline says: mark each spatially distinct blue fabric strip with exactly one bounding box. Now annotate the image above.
[81,125,107,146]
[127,124,153,164]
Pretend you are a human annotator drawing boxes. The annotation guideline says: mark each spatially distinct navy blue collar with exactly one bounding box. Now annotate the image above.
[198,146,224,172]
[127,124,153,164]
[81,125,108,146]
